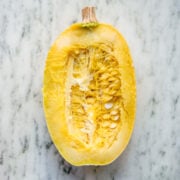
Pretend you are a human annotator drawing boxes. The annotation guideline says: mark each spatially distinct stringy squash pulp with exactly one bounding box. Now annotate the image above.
[43,8,136,166]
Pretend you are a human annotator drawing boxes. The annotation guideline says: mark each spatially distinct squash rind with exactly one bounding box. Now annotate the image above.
[43,23,136,166]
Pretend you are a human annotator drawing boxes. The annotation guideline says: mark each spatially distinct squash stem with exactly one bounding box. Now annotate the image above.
[82,7,98,23]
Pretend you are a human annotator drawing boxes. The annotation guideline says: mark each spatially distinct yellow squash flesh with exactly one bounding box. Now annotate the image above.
[43,23,136,166]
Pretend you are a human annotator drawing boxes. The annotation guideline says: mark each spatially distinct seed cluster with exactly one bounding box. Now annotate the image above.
[66,44,122,148]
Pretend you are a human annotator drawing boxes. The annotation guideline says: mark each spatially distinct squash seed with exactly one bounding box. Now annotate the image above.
[111,110,118,115]
[113,115,119,121]
[110,123,117,128]
[104,103,113,109]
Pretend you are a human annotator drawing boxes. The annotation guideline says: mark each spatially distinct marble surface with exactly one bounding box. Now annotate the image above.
[0,0,180,179]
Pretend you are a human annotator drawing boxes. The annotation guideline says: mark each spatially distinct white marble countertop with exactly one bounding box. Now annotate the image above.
[0,0,179,179]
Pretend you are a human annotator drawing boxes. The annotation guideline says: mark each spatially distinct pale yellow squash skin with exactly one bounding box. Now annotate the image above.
[43,23,136,166]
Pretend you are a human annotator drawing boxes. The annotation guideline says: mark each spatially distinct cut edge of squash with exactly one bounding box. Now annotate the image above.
[43,22,136,166]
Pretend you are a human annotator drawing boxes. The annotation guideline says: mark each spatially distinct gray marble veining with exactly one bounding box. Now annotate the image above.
[0,0,179,179]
